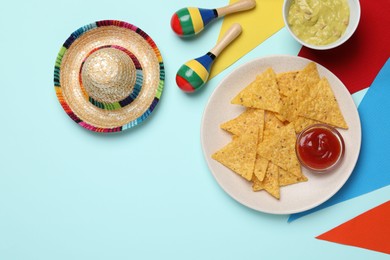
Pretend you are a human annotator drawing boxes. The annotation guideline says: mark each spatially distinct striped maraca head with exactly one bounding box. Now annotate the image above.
[171,8,218,37]
[176,52,216,93]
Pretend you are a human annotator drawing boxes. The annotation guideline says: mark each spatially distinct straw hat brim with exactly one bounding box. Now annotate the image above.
[54,20,164,133]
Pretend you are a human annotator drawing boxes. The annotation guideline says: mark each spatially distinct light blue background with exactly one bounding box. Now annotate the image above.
[0,1,388,259]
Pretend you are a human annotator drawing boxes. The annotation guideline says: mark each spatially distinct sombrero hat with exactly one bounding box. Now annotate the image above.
[54,20,164,132]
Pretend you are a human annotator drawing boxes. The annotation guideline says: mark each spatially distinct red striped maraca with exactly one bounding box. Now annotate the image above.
[176,24,242,93]
[171,0,255,37]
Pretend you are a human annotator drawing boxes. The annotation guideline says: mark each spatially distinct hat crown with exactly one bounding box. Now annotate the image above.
[81,47,136,104]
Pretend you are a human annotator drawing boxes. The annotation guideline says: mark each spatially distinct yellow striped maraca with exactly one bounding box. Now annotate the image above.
[176,24,242,93]
[171,0,256,37]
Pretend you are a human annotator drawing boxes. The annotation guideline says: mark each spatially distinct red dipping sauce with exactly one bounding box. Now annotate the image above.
[296,124,345,172]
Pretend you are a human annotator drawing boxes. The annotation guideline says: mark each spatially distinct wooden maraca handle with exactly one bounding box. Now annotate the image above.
[210,23,242,57]
[216,0,256,17]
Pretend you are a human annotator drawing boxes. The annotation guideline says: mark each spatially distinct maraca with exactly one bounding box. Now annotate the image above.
[171,0,255,37]
[176,24,242,93]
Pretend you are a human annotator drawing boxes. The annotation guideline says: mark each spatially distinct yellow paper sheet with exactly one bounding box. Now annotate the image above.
[210,0,284,79]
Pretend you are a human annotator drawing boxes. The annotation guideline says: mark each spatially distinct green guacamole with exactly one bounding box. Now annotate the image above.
[288,0,350,46]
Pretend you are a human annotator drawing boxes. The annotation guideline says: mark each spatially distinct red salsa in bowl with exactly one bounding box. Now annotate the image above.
[296,124,345,172]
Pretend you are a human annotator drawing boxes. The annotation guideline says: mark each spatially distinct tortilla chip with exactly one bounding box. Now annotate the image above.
[231,68,282,112]
[278,94,301,123]
[279,167,308,187]
[298,78,348,129]
[252,175,263,191]
[252,163,280,199]
[292,116,321,133]
[253,155,269,182]
[277,63,320,123]
[220,108,265,140]
[278,62,320,98]
[257,123,302,177]
[295,62,321,96]
[263,112,285,139]
[212,127,259,181]
[277,71,299,97]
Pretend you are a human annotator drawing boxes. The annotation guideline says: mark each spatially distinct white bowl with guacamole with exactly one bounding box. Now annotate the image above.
[283,0,361,50]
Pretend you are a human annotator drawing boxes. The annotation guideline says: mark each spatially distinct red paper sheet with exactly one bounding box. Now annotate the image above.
[317,200,390,254]
[298,0,390,94]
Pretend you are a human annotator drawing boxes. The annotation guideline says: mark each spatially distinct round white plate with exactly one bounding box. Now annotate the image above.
[201,55,361,214]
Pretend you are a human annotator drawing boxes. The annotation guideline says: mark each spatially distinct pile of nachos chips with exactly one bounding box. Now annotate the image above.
[212,62,348,199]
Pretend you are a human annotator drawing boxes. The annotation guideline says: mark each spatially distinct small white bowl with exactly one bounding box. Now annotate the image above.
[283,0,361,50]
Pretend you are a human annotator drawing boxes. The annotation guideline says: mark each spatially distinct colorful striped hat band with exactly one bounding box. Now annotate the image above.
[54,20,164,133]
